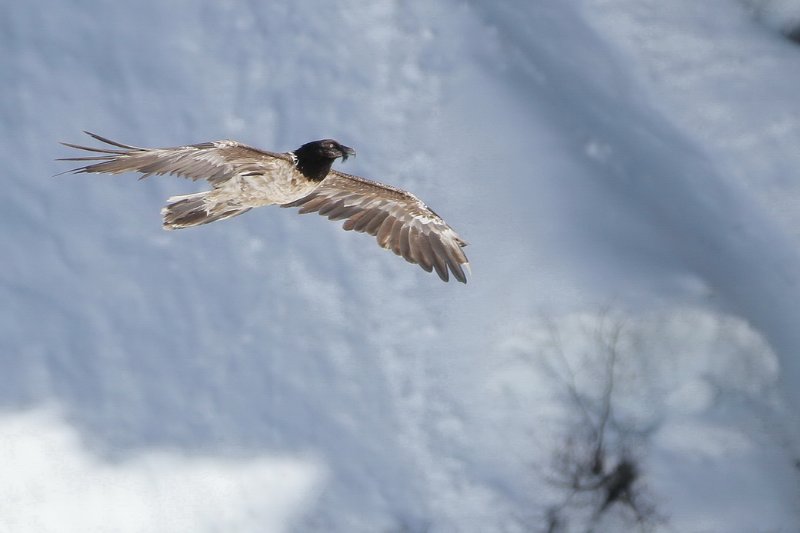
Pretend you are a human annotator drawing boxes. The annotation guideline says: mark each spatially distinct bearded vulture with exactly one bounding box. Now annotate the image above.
[59,132,469,283]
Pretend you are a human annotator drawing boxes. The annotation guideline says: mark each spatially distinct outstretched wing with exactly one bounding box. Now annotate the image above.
[283,171,470,283]
[58,131,291,185]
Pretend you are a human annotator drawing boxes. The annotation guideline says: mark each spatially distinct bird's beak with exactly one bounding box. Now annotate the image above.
[340,145,356,161]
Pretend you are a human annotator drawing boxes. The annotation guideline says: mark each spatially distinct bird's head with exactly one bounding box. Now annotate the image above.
[296,139,356,162]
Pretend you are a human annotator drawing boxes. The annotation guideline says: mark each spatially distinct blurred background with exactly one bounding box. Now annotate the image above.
[2,0,800,531]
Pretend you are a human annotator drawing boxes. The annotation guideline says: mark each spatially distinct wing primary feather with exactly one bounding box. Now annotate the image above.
[418,229,438,272]
[342,211,368,231]
[376,216,396,249]
[326,204,358,221]
[448,241,469,268]
[389,218,405,256]
[317,199,346,217]
[352,209,381,232]
[436,235,467,283]
[447,253,467,283]
[82,131,143,150]
[58,142,128,155]
[429,245,449,281]
[297,197,329,214]
[359,209,387,233]
[409,227,433,272]
[57,155,116,162]
[399,225,413,263]
[428,235,454,283]
[363,211,389,235]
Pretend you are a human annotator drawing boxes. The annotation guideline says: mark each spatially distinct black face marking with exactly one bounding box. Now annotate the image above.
[293,139,355,181]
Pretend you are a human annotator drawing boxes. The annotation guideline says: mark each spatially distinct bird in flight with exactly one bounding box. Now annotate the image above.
[59,132,469,283]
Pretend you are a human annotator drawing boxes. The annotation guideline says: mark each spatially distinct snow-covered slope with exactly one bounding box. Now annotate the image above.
[2,0,799,531]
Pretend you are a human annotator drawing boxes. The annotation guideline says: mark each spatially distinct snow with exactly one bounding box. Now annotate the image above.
[0,407,321,533]
[2,0,799,531]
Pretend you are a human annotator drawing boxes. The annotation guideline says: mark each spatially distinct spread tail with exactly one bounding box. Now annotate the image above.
[161,192,251,230]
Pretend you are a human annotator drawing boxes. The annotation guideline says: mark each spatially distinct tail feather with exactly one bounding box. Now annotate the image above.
[161,192,250,230]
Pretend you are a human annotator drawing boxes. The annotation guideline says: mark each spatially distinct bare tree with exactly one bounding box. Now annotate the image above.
[535,313,663,533]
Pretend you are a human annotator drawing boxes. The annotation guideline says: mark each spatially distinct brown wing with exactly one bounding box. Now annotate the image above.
[58,131,291,185]
[283,171,470,283]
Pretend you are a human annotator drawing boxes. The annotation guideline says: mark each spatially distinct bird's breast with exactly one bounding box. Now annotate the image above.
[222,167,320,207]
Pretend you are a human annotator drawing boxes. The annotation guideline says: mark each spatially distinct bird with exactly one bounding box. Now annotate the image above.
[59,132,470,283]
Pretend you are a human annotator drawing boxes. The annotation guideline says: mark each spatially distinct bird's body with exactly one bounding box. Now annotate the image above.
[59,132,470,283]
[193,142,317,206]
